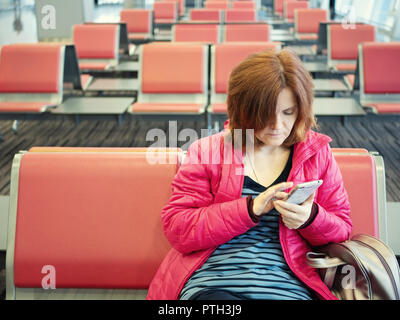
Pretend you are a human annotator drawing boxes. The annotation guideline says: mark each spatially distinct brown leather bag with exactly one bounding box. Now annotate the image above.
[306,234,400,300]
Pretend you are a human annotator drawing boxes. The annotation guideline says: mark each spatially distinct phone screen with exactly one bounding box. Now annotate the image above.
[286,180,323,205]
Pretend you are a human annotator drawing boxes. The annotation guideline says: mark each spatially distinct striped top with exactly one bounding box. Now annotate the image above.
[179,149,313,300]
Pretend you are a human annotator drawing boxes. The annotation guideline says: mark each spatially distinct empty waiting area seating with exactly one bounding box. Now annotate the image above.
[0,44,64,113]
[233,1,256,9]
[73,24,120,70]
[120,9,153,42]
[153,1,178,24]
[131,43,209,116]
[294,8,328,40]
[225,9,257,22]
[189,8,223,22]
[6,149,181,299]
[358,42,400,114]
[223,23,270,42]
[328,24,375,72]
[284,0,309,22]
[205,1,229,10]
[5,147,387,299]
[173,24,220,44]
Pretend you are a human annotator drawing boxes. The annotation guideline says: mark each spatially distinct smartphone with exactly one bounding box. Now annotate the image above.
[285,180,323,205]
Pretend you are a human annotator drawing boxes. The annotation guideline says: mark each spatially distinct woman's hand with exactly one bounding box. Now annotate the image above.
[252,182,293,216]
[273,192,316,229]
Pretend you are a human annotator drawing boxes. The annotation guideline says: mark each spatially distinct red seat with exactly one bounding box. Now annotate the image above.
[205,1,229,10]
[6,147,386,299]
[0,44,64,113]
[189,9,222,22]
[131,43,208,114]
[359,42,400,113]
[73,24,120,70]
[233,1,256,9]
[333,153,379,238]
[73,25,119,59]
[225,9,256,22]
[284,0,308,20]
[120,9,153,41]
[274,0,284,17]
[11,151,180,290]
[153,2,178,24]
[224,23,270,42]
[0,45,61,93]
[295,8,327,38]
[0,102,53,113]
[328,24,375,71]
[29,147,182,153]
[173,24,220,44]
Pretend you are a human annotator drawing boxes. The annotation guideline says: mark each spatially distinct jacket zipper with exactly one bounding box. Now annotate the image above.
[279,145,336,299]
[353,239,400,300]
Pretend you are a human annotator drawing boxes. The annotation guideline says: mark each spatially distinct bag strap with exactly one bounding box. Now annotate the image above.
[306,252,347,268]
[306,252,347,289]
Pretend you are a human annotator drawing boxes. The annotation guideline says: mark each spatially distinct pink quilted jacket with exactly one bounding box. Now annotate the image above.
[147,130,352,300]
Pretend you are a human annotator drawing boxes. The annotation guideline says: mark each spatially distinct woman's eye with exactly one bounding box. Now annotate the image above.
[284,109,295,115]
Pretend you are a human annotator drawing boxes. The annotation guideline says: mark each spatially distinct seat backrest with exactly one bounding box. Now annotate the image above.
[165,0,184,16]
[333,151,386,241]
[137,43,208,103]
[284,0,309,19]
[233,1,255,9]
[225,9,256,22]
[295,8,327,34]
[205,1,229,9]
[212,43,279,99]
[153,2,177,20]
[189,8,222,22]
[6,150,181,299]
[173,24,220,44]
[328,24,375,61]
[0,44,65,104]
[120,9,152,34]
[73,24,119,60]
[224,23,270,42]
[274,0,284,16]
[361,42,400,95]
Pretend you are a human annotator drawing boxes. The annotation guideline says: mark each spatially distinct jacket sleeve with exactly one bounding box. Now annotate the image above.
[161,138,258,255]
[298,144,353,246]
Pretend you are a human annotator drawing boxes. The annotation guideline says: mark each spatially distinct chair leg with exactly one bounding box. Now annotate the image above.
[12,120,18,134]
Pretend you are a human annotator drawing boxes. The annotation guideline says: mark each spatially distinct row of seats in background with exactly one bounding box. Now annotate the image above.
[122,0,311,42]
[4,146,387,299]
[0,24,399,137]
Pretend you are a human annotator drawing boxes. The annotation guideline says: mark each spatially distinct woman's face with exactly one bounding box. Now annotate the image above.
[255,88,298,148]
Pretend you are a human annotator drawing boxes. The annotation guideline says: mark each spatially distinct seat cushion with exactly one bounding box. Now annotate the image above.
[211,103,228,113]
[336,63,356,71]
[298,34,318,40]
[79,63,109,70]
[0,102,53,113]
[368,103,400,114]
[132,102,203,113]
